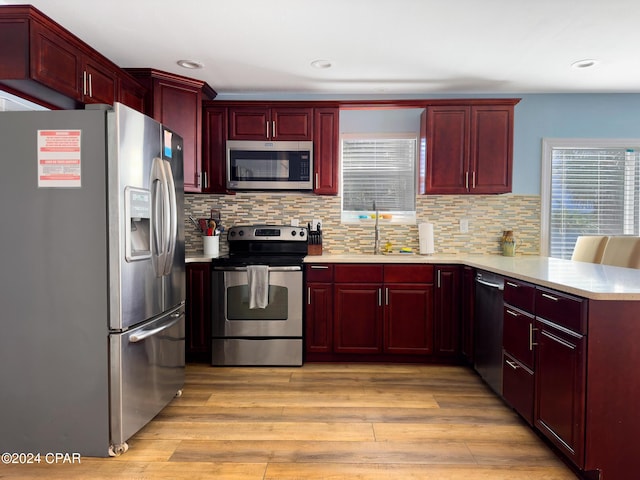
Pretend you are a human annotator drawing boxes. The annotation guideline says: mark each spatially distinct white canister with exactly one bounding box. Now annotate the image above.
[203,235,219,257]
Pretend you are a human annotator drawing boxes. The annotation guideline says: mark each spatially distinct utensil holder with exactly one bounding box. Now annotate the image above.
[203,235,219,257]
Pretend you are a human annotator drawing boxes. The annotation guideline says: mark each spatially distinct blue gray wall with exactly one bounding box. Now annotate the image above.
[513,94,640,194]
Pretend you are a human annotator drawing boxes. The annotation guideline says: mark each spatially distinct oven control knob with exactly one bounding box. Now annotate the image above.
[291,230,297,236]
[229,230,236,237]
[238,230,244,236]
[299,229,305,237]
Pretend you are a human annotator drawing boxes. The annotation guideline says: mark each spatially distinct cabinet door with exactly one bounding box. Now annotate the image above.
[305,283,333,353]
[0,17,29,79]
[118,74,146,112]
[434,266,461,355]
[461,266,475,362]
[153,79,202,192]
[185,263,211,362]
[202,106,229,193]
[313,107,339,195]
[272,107,313,140]
[423,106,470,194]
[469,105,513,193]
[82,58,117,105]
[228,107,269,140]
[535,318,586,467]
[384,284,433,354]
[334,284,382,353]
[504,278,535,313]
[503,352,534,425]
[30,21,82,101]
[126,69,215,194]
[503,305,535,369]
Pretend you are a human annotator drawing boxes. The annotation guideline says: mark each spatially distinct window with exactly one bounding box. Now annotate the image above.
[341,134,417,223]
[541,139,640,259]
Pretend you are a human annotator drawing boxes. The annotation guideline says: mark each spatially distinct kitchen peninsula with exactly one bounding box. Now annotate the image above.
[305,253,640,299]
[302,253,640,480]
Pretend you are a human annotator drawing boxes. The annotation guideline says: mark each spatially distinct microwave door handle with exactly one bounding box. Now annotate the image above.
[162,159,177,275]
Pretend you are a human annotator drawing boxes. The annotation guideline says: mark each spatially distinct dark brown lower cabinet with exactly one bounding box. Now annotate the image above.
[534,317,586,468]
[501,279,536,425]
[502,352,534,425]
[461,266,475,362]
[384,284,433,355]
[307,263,436,361]
[305,282,333,353]
[434,266,461,356]
[185,262,211,362]
[333,283,383,354]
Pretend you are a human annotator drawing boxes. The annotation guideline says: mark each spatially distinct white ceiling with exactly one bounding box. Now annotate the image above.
[5,0,640,98]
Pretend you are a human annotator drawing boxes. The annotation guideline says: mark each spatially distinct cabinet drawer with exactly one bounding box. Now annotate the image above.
[536,287,587,334]
[503,305,535,369]
[503,352,534,425]
[334,264,383,283]
[306,264,334,282]
[504,278,535,312]
[384,264,434,283]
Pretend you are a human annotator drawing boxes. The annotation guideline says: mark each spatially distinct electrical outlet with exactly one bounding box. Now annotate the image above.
[290,219,299,226]
[312,218,322,231]
[460,218,469,233]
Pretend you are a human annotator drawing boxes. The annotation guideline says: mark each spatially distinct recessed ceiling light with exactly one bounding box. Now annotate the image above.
[310,59,332,69]
[177,59,204,69]
[571,59,598,69]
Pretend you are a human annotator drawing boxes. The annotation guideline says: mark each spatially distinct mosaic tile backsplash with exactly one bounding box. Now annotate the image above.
[185,193,541,257]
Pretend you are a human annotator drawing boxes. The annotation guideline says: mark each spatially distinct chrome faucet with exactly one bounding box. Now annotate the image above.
[373,201,380,255]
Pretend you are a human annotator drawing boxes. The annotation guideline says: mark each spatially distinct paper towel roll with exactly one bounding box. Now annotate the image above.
[419,223,435,255]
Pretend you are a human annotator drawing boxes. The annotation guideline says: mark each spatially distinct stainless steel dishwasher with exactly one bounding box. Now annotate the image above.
[474,270,505,395]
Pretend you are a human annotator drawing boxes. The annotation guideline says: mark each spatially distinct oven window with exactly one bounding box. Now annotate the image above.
[227,285,288,320]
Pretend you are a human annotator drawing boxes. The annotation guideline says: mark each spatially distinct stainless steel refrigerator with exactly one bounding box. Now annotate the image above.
[0,102,185,457]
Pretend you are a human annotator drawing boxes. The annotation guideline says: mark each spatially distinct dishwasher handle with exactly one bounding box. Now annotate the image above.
[475,277,505,291]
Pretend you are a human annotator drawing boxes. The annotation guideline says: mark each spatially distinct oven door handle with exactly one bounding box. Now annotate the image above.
[213,265,302,272]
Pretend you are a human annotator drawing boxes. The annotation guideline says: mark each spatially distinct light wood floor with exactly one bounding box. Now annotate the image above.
[3,363,579,479]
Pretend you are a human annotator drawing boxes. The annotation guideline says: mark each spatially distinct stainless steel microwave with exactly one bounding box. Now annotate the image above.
[226,140,314,190]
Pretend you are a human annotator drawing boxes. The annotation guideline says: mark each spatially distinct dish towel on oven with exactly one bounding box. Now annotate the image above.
[247,265,269,309]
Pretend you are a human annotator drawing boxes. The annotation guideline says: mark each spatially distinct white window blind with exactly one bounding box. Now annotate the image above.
[341,135,416,222]
[549,146,640,259]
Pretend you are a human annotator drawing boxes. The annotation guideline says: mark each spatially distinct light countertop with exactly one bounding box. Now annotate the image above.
[186,253,640,300]
[305,254,640,300]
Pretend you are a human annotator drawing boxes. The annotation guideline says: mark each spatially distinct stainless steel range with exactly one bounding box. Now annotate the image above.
[211,225,308,366]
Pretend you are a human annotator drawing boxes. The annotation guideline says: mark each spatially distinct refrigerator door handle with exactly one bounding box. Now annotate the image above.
[162,159,177,276]
[128,313,182,343]
[150,157,170,276]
